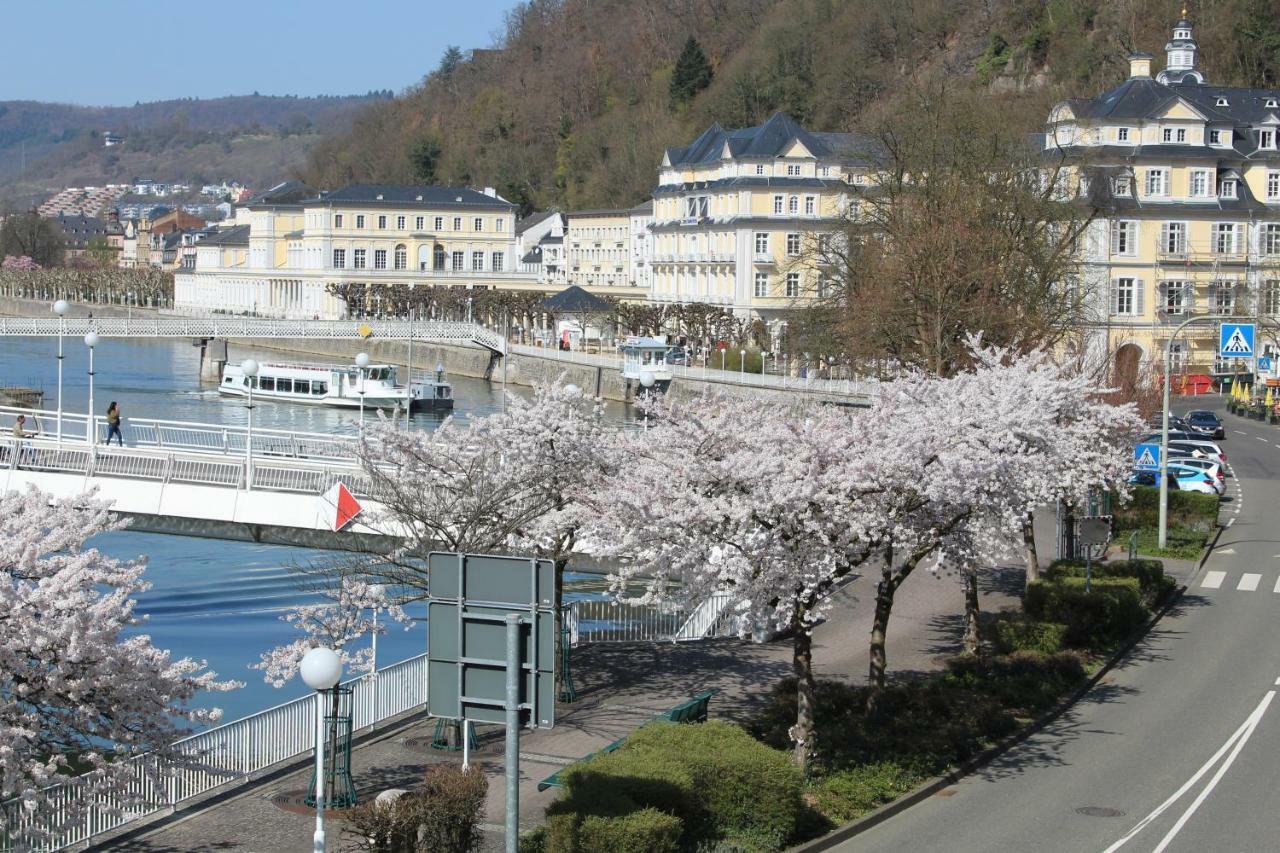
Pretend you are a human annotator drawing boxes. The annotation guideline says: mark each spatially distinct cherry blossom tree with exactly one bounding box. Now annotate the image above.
[0,488,236,845]
[253,577,410,688]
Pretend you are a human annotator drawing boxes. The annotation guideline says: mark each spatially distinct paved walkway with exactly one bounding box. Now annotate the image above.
[104,543,1044,851]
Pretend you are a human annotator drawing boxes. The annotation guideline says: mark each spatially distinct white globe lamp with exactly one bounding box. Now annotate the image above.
[300,646,343,690]
[52,299,68,316]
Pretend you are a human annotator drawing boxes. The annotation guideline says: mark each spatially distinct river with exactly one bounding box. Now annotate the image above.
[0,336,630,722]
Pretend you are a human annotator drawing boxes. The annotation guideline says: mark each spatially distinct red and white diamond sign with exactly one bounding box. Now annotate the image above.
[321,482,362,531]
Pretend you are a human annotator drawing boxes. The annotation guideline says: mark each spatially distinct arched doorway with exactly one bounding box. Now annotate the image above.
[1114,343,1142,394]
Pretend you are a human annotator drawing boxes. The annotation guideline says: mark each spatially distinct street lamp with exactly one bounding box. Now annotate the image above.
[300,647,343,853]
[355,352,370,437]
[241,359,258,489]
[84,332,99,446]
[739,349,746,379]
[52,299,67,442]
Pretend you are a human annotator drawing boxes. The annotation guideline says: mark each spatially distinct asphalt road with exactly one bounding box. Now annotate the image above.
[838,399,1280,853]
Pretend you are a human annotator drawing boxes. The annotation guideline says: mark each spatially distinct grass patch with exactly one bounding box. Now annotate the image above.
[1126,526,1208,560]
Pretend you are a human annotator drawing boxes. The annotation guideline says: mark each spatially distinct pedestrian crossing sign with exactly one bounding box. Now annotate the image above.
[1134,442,1161,471]
[1219,322,1256,358]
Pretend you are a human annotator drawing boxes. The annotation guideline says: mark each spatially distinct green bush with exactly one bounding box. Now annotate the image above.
[1127,526,1209,561]
[811,762,926,823]
[1024,576,1147,648]
[550,721,802,852]
[1046,559,1175,607]
[945,651,1088,713]
[1114,486,1219,533]
[991,613,1067,655]
[550,808,681,853]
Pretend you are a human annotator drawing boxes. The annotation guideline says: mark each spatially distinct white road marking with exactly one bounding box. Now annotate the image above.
[1258,436,1271,442]
[1201,571,1227,589]
[1103,691,1275,853]
[1274,576,1280,593]
[1238,573,1261,591]
[1227,518,1236,528]
[1217,548,1237,554]
[1234,429,1248,435]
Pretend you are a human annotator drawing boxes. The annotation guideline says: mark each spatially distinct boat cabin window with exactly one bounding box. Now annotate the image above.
[312,382,327,396]
[296,380,312,394]
[259,377,275,392]
[277,378,294,393]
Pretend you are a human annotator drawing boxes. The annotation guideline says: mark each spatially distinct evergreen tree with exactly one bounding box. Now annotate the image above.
[670,37,713,107]
[409,136,442,184]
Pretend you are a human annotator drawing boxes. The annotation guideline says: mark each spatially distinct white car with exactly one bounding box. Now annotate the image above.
[1165,439,1227,464]
[1167,461,1225,496]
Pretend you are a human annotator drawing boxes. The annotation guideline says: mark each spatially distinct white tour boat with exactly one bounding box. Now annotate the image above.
[218,361,453,411]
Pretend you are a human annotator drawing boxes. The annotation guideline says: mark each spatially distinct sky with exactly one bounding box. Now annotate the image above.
[3,0,520,106]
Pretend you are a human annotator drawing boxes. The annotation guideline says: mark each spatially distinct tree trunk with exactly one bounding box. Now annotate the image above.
[1022,512,1040,585]
[962,566,981,656]
[554,555,569,699]
[868,568,896,712]
[791,615,816,772]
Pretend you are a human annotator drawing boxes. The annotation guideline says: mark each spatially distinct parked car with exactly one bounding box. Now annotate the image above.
[1165,439,1227,464]
[1167,461,1225,495]
[1129,470,1180,490]
[666,347,690,366]
[1170,456,1227,482]
[1184,410,1225,439]
[1143,430,1210,443]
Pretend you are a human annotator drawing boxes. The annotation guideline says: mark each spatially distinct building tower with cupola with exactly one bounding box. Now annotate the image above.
[1157,8,1205,85]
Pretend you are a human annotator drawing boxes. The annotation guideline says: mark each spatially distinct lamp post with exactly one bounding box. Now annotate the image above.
[53,299,67,442]
[241,359,258,490]
[300,647,343,853]
[84,332,99,447]
[739,349,746,379]
[638,371,655,432]
[355,352,370,438]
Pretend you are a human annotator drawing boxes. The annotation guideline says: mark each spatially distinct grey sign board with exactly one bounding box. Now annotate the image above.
[426,552,557,729]
[1078,517,1111,547]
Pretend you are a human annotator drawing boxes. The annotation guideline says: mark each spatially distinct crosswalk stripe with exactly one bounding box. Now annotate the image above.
[1272,576,1280,593]
[1238,573,1262,591]
[1202,571,1227,589]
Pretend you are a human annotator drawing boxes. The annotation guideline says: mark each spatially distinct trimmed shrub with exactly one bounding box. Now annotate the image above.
[551,721,802,852]
[1113,486,1219,533]
[1024,576,1147,648]
[1046,559,1175,607]
[811,762,926,823]
[578,809,682,853]
[991,613,1067,655]
[945,651,1088,713]
[343,763,488,853]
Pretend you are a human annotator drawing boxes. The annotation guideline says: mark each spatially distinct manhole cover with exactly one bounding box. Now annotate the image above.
[1076,806,1126,818]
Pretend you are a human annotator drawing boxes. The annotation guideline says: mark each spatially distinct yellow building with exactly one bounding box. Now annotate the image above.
[650,112,871,331]
[1048,13,1280,384]
[176,182,533,318]
[563,204,653,297]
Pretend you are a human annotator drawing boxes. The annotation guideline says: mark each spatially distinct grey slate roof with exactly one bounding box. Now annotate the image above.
[664,112,877,167]
[652,176,849,197]
[53,214,112,249]
[313,184,514,211]
[198,225,251,247]
[244,180,315,208]
[515,210,556,234]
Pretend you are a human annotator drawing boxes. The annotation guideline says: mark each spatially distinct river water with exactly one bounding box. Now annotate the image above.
[0,337,630,722]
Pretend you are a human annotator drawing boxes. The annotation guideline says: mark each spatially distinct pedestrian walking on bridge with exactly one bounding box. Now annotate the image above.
[105,401,124,446]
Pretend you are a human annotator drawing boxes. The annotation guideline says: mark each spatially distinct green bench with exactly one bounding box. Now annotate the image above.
[536,689,717,792]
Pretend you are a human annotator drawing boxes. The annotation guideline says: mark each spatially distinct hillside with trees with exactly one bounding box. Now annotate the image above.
[0,92,391,206]
[304,0,1280,215]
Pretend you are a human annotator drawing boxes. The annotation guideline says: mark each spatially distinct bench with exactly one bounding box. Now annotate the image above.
[536,689,717,792]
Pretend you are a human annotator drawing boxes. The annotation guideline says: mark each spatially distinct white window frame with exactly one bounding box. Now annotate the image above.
[1162,128,1173,143]
[1265,223,1280,255]
[451,251,464,271]
[434,216,444,230]
[397,215,406,229]
[1261,129,1277,150]
[1163,280,1186,315]
[804,196,816,215]
[1269,172,1280,200]
[773,195,784,215]
[355,215,365,229]
[1117,127,1131,142]
[1220,180,1238,199]
[332,248,345,269]
[453,217,462,231]
[377,215,387,229]
[1176,128,1187,143]
[1111,277,1141,316]
[785,272,800,297]
[492,252,504,272]
[394,245,407,270]
[1191,170,1211,198]
[754,232,769,255]
[788,195,799,214]
[1113,176,1132,197]
[474,217,484,232]
[786,233,801,256]
[1145,169,1167,197]
[1160,221,1186,254]
[373,249,387,270]
[1214,222,1240,254]
[334,213,344,228]
[1266,279,1280,315]
[471,251,484,271]
[1111,220,1138,256]
[754,272,769,297]
[756,164,765,175]
[353,248,366,269]
[1211,281,1236,315]
[1209,129,1222,145]
[415,216,424,230]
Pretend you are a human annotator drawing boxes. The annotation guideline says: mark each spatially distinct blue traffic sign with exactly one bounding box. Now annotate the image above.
[1134,442,1162,472]
[1260,356,1274,374]
[1220,322,1256,358]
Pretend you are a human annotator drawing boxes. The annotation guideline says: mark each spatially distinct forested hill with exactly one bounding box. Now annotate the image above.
[0,92,392,202]
[303,0,1280,216]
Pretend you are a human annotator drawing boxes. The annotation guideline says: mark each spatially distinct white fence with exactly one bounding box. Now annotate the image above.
[1,655,428,852]
[0,405,359,465]
[0,317,505,354]
[567,596,739,646]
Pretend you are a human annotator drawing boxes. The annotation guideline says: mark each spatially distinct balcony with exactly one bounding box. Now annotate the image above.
[753,253,777,265]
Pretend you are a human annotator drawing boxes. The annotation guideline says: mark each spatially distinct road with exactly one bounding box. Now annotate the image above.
[839,399,1280,853]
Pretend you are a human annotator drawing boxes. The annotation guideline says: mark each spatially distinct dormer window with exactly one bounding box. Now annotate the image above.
[1260,129,1276,150]
[1113,176,1132,197]
[1268,98,1279,108]
[1220,179,1238,199]
[1175,29,1190,39]
[1118,127,1131,142]
[1217,97,1229,107]
[1163,128,1172,142]
[1209,129,1222,145]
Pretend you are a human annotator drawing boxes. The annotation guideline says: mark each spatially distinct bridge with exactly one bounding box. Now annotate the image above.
[0,405,396,550]
[0,316,506,354]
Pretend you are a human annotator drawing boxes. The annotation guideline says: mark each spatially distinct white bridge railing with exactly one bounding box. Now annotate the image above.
[0,317,505,354]
[567,595,740,646]
[1,654,428,853]
[0,405,359,465]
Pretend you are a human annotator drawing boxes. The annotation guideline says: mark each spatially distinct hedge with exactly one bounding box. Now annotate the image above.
[1113,486,1219,533]
[546,808,682,853]
[945,651,1088,714]
[549,721,803,852]
[1024,576,1148,648]
[1046,559,1176,608]
[991,613,1067,655]
[811,762,926,823]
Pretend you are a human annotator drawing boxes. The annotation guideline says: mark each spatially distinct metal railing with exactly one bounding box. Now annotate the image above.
[0,317,505,354]
[0,405,359,464]
[566,596,739,646]
[1,654,428,852]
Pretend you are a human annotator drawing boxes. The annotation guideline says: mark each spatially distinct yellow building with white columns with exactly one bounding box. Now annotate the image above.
[650,112,872,330]
[1049,12,1280,384]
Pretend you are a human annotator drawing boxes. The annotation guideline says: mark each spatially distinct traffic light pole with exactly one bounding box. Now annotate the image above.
[1158,314,1253,550]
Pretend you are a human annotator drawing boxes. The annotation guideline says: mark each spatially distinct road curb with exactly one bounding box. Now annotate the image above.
[788,550,1209,853]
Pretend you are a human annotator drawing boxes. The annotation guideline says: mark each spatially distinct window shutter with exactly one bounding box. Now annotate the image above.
[1157,280,1168,312]
[1160,223,1170,252]
[1135,279,1145,316]
[1185,281,1197,311]
[1110,278,1119,315]
[1110,223,1120,255]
